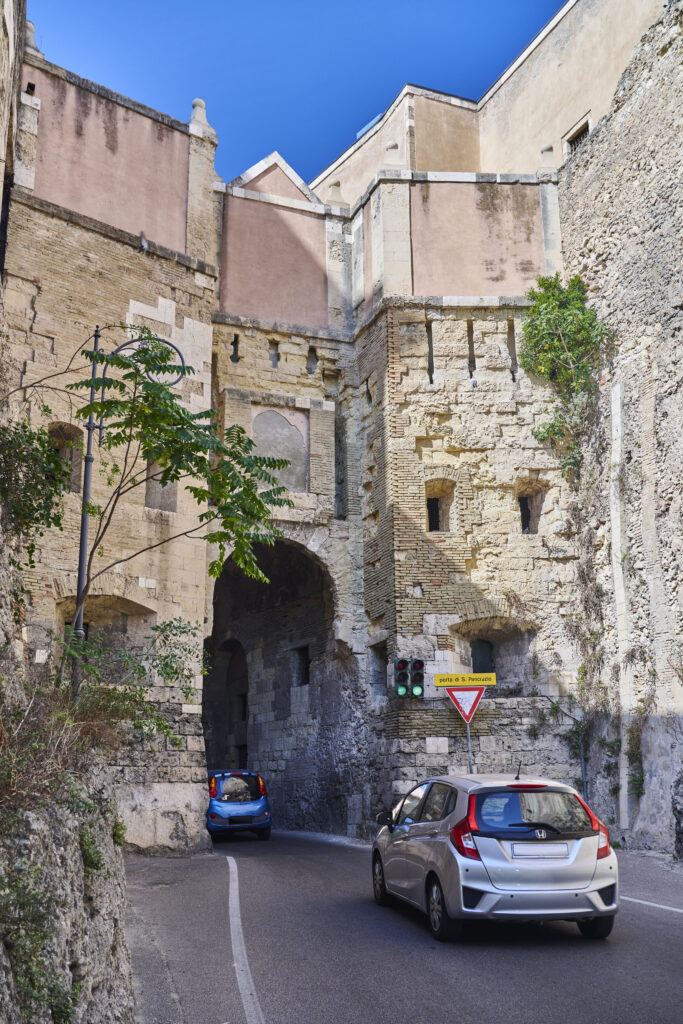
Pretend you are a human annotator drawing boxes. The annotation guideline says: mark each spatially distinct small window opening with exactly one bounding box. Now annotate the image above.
[425,480,455,533]
[236,745,248,769]
[426,497,440,532]
[268,340,279,368]
[369,641,388,695]
[568,124,589,155]
[365,379,373,406]
[471,639,494,673]
[517,491,545,534]
[236,693,248,721]
[48,423,83,493]
[306,347,318,375]
[426,320,434,384]
[145,460,178,512]
[507,320,518,382]
[230,334,240,363]
[293,645,310,686]
[467,320,476,378]
[26,82,35,96]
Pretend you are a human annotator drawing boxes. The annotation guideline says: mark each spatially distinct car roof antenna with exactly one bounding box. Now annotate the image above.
[514,760,522,781]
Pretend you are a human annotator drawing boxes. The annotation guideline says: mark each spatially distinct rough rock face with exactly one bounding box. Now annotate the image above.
[0,774,135,1024]
[559,1,683,849]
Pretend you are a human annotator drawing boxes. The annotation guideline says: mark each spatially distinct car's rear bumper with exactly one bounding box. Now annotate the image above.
[435,846,620,921]
[206,816,271,833]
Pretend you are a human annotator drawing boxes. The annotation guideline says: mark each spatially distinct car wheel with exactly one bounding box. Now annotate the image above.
[427,876,460,941]
[256,826,271,841]
[372,855,390,906]
[577,915,615,940]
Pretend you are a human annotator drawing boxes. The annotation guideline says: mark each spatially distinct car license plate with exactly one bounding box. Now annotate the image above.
[512,843,568,858]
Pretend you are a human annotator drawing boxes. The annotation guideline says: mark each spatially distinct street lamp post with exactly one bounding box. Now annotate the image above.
[73,326,184,641]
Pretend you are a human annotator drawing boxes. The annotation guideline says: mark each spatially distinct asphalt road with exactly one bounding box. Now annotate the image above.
[125,834,683,1024]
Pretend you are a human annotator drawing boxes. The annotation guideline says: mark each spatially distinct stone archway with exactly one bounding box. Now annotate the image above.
[205,539,365,831]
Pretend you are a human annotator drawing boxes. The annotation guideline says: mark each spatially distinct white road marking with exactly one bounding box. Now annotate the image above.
[226,856,266,1024]
[622,895,683,914]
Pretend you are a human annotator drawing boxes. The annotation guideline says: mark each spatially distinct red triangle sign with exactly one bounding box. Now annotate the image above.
[445,686,486,723]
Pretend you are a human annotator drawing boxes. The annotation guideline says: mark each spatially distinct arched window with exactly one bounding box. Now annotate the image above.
[48,422,83,493]
[425,479,456,533]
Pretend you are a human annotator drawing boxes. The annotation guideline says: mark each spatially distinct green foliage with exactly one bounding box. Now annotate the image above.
[67,329,290,588]
[0,420,71,566]
[625,686,657,799]
[519,274,611,476]
[0,618,203,812]
[112,818,126,847]
[78,825,104,872]
[0,859,79,1022]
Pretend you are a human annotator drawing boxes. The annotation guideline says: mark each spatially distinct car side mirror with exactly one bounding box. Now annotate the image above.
[376,810,393,830]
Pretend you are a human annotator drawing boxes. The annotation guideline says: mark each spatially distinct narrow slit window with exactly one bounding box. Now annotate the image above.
[306,347,318,375]
[230,334,240,363]
[426,320,434,384]
[467,319,476,378]
[427,497,440,532]
[268,341,279,368]
[294,645,310,686]
[507,320,518,382]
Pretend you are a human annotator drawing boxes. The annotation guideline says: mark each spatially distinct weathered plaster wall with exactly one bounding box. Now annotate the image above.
[220,195,329,328]
[478,0,662,173]
[559,1,683,851]
[21,57,190,252]
[412,93,479,172]
[410,181,546,297]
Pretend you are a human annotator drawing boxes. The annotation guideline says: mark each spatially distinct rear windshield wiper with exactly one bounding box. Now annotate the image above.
[507,821,562,833]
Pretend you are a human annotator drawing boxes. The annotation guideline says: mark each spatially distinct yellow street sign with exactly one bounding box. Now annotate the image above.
[434,673,497,687]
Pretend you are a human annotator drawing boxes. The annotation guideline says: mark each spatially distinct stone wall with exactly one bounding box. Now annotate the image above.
[0,774,134,1024]
[559,0,683,851]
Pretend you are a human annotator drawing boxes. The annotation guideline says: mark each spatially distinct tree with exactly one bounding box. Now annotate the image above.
[1,325,290,683]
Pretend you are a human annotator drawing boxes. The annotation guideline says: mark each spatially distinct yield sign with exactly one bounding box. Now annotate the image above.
[445,686,485,724]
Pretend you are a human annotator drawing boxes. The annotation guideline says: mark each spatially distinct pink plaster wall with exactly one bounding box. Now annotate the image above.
[245,164,310,202]
[410,182,545,296]
[24,65,189,253]
[221,195,328,328]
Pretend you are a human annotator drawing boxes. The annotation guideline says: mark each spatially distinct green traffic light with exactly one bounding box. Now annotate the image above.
[397,684,408,697]
[412,685,423,697]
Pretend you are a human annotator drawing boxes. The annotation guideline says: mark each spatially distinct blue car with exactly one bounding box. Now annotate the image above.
[206,771,272,840]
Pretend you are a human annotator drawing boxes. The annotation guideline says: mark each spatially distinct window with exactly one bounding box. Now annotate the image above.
[293,645,310,687]
[396,783,429,825]
[145,461,177,512]
[420,783,454,823]
[568,124,589,155]
[471,639,494,673]
[425,480,455,533]
[517,491,545,534]
[369,641,388,695]
[48,423,83,493]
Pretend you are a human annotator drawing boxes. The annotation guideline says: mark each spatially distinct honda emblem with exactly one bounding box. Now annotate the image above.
[535,829,547,839]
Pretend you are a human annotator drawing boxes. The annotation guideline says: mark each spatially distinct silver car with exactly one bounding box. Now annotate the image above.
[372,773,619,941]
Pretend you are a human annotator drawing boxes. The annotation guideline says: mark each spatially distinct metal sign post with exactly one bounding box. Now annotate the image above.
[435,674,496,775]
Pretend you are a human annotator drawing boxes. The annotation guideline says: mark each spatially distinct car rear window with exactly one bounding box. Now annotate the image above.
[474,789,593,834]
[219,774,261,802]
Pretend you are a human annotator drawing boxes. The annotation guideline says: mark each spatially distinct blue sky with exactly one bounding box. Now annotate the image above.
[27,1,566,184]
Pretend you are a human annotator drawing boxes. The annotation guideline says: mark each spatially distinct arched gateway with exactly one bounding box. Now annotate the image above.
[203,540,366,832]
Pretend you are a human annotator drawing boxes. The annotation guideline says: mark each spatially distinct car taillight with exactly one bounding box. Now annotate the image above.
[574,794,611,858]
[209,776,217,798]
[209,813,217,819]
[506,783,547,789]
[597,820,611,859]
[450,794,481,860]
[258,775,267,796]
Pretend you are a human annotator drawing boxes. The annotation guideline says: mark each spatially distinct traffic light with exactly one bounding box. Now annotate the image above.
[394,658,410,697]
[410,658,425,698]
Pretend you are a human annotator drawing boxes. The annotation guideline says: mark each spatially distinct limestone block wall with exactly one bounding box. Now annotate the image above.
[559,0,683,852]
[3,191,217,850]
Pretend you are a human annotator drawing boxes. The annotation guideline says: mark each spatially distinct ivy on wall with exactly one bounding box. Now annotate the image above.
[519,274,612,476]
